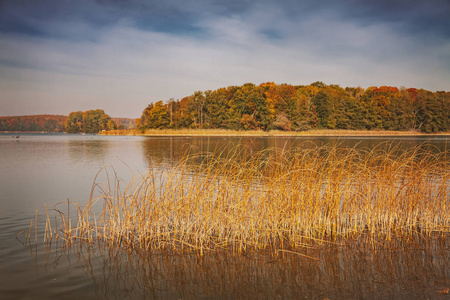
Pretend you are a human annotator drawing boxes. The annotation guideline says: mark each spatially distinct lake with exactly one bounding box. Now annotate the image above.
[0,133,449,299]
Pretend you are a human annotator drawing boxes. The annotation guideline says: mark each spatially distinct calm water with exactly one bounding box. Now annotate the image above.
[0,133,449,299]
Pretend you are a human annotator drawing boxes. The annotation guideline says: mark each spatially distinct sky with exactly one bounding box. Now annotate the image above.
[0,0,449,118]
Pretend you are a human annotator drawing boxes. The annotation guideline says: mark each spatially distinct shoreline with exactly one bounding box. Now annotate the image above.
[100,128,450,137]
[2,129,449,137]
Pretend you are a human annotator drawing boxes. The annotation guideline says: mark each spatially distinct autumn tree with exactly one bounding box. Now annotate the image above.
[64,111,84,133]
[313,91,331,128]
[64,110,116,133]
[290,89,318,130]
[137,82,449,133]
[0,115,66,132]
[139,101,170,129]
[82,109,116,133]
[204,88,230,128]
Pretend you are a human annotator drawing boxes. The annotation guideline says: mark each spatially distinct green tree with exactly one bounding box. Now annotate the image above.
[83,109,116,133]
[139,101,170,129]
[64,110,116,133]
[313,91,331,128]
[64,111,84,133]
[189,91,206,128]
[205,88,230,128]
[230,83,269,130]
[291,90,318,130]
[416,89,446,133]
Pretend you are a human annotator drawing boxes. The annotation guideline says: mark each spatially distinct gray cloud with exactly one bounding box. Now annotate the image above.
[0,0,449,117]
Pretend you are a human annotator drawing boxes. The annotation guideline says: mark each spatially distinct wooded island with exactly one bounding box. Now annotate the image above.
[138,82,450,133]
[1,82,449,134]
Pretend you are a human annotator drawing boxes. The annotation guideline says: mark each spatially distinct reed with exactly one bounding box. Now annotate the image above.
[47,143,449,256]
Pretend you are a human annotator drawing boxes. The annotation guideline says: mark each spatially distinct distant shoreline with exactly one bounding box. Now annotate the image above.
[100,129,450,137]
[0,131,65,134]
[2,129,449,137]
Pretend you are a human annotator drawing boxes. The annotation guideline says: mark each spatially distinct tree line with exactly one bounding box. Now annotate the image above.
[0,115,66,132]
[138,82,450,133]
[0,110,137,133]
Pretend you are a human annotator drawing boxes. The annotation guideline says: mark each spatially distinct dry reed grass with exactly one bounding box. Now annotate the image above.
[43,143,449,256]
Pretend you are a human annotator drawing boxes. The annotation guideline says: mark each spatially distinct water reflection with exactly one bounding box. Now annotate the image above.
[66,138,109,166]
[49,239,449,299]
[141,136,450,167]
[140,136,330,167]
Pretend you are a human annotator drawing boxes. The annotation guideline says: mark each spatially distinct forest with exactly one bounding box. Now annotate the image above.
[138,82,450,133]
[0,112,135,132]
[0,115,66,132]
[1,82,449,134]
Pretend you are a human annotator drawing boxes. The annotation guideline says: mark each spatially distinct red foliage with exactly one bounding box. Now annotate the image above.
[0,115,67,132]
[373,86,399,94]
[407,88,418,102]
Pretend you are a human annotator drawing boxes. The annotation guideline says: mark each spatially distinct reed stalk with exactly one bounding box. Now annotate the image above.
[46,143,449,256]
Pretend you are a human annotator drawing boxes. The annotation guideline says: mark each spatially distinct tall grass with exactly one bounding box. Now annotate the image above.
[46,143,449,256]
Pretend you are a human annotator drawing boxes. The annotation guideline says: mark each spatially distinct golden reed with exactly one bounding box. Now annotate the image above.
[43,143,449,256]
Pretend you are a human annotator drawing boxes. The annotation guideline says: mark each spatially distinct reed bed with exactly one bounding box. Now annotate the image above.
[46,143,450,256]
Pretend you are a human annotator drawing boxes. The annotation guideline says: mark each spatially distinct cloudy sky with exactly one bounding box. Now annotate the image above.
[1,0,449,118]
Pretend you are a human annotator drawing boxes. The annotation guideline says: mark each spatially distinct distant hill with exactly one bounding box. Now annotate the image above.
[0,115,136,132]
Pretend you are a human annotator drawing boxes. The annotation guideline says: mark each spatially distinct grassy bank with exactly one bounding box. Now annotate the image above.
[101,128,449,137]
[42,143,449,257]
